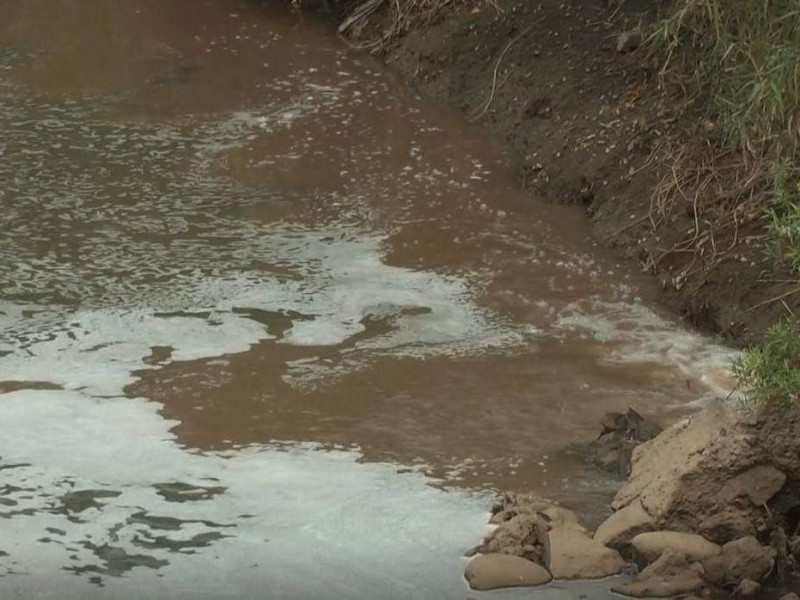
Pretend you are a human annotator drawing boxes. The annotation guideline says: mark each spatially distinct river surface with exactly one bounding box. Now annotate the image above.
[0,1,735,598]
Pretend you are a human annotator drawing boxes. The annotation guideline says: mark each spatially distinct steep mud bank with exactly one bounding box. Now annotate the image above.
[328,0,799,346]
[313,2,800,594]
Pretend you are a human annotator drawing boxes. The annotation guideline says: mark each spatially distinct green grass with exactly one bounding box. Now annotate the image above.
[769,166,800,272]
[652,1,800,409]
[651,0,800,273]
[732,319,800,410]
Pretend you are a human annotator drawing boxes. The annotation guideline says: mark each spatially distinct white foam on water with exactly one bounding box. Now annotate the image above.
[0,307,267,396]
[1,228,521,396]
[0,6,735,597]
[0,390,494,599]
[557,299,738,397]
[0,394,621,600]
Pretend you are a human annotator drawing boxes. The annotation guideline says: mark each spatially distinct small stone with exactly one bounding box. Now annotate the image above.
[724,536,774,582]
[585,409,661,476]
[737,578,761,597]
[481,513,541,557]
[698,509,756,544]
[612,549,705,598]
[547,525,627,579]
[540,506,582,529]
[720,464,786,506]
[703,536,774,585]
[595,497,655,550]
[464,554,552,590]
[632,531,721,563]
[780,593,800,600]
[616,30,642,53]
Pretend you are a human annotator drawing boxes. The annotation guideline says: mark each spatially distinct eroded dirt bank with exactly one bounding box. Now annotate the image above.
[460,403,800,598]
[309,1,800,596]
[325,0,800,347]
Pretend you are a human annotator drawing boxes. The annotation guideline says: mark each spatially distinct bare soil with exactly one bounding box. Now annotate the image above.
[328,0,800,346]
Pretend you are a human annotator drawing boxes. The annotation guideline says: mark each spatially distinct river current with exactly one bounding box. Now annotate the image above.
[0,1,733,597]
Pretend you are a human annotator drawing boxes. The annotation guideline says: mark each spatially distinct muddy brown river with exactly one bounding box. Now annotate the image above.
[0,1,735,598]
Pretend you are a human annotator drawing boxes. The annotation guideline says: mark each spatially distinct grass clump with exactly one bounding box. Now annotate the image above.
[651,0,800,272]
[769,167,800,272]
[732,319,800,410]
[651,1,800,411]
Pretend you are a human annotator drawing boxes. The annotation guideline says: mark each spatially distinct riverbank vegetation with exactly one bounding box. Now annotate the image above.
[733,319,800,410]
[322,0,800,410]
[650,0,800,410]
[337,0,466,50]
[314,0,800,592]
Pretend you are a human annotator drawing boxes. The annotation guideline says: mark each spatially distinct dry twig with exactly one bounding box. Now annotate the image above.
[470,21,538,121]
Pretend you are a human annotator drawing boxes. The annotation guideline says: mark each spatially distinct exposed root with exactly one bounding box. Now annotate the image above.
[745,285,800,313]
[470,22,537,121]
[338,0,460,52]
[648,139,770,290]
[338,0,385,35]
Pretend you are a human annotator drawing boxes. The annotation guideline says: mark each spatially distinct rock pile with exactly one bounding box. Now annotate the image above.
[609,533,774,597]
[466,401,800,596]
[464,493,627,590]
[611,401,790,543]
[596,400,789,596]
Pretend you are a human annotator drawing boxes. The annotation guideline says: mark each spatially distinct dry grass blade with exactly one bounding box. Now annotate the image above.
[470,21,537,121]
[338,0,386,34]
[745,285,800,313]
[651,0,800,275]
[339,0,459,53]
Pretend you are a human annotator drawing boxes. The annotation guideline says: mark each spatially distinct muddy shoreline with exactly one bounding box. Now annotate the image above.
[458,402,800,598]
[306,1,800,595]
[321,0,800,347]
[3,1,791,597]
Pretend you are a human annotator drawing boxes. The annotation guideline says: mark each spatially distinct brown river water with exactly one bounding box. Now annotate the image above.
[0,1,735,598]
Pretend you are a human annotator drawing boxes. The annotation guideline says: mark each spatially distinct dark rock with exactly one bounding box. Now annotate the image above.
[600,408,661,441]
[470,493,553,563]
[617,30,642,54]
[579,176,595,205]
[488,492,551,525]
[471,512,545,563]
[523,96,552,119]
[584,408,661,476]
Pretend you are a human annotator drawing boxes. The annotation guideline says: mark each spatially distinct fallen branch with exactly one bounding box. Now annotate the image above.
[338,0,385,35]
